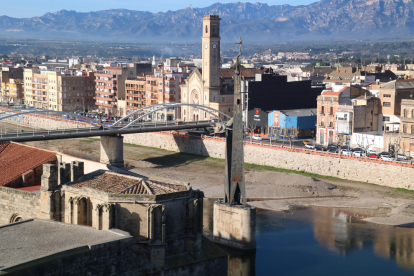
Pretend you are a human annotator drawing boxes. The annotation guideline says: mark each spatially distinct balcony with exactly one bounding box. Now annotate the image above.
[400,117,414,123]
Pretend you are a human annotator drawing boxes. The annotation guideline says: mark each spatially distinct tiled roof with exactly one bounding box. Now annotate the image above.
[321,91,340,96]
[0,142,56,186]
[71,171,188,195]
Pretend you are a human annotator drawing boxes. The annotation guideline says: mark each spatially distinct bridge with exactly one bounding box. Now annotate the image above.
[0,103,230,167]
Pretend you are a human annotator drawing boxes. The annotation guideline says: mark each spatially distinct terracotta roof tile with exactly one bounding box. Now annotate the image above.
[321,91,340,96]
[71,171,188,195]
[0,142,56,186]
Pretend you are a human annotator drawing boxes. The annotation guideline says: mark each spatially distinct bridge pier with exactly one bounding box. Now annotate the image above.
[100,135,124,167]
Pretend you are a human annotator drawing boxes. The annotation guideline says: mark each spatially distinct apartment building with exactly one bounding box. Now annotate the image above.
[397,99,414,157]
[378,79,414,132]
[316,86,377,146]
[94,63,151,115]
[125,76,146,113]
[1,67,24,102]
[24,69,94,111]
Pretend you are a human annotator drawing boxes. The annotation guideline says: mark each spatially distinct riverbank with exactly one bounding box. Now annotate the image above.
[25,137,414,227]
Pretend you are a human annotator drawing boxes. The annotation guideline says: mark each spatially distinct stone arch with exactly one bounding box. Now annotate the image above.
[76,197,89,226]
[10,213,23,223]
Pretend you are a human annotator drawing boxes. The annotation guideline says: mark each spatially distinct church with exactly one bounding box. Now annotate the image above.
[180,15,262,121]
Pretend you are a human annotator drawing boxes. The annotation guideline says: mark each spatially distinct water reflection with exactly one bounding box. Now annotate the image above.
[204,198,414,275]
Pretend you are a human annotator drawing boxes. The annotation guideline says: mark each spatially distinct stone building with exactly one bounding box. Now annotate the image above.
[0,158,227,275]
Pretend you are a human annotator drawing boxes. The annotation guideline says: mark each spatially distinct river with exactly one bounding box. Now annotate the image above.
[203,198,414,275]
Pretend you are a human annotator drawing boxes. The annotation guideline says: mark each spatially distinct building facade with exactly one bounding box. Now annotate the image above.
[0,67,24,103]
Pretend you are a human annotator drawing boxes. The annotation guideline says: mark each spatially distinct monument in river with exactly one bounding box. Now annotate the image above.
[213,37,257,250]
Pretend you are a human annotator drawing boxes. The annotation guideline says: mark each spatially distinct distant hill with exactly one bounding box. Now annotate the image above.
[1,0,414,41]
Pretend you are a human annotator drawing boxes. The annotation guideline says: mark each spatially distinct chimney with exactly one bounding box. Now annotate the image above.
[58,162,71,185]
[70,161,84,182]
[41,164,58,191]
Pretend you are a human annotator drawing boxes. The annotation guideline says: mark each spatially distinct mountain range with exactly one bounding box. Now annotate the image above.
[1,0,414,42]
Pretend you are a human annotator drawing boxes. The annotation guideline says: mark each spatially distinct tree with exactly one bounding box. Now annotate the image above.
[388,136,401,160]
[355,134,374,156]
[282,126,299,148]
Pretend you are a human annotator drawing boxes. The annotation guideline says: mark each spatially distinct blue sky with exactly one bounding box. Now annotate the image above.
[1,0,317,18]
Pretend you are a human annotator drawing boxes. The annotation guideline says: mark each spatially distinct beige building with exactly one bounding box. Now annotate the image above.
[378,79,414,132]
[0,67,24,103]
[24,69,93,111]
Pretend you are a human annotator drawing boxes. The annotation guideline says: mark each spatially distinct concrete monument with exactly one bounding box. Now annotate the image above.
[213,38,256,250]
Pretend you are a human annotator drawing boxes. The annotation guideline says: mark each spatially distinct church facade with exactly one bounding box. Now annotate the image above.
[180,15,233,121]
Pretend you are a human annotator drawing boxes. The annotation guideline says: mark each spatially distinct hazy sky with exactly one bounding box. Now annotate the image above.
[1,0,317,18]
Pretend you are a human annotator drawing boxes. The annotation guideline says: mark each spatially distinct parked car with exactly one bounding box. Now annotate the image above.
[341,146,353,151]
[397,154,410,160]
[327,146,338,153]
[368,153,380,159]
[381,155,395,162]
[379,151,391,157]
[353,150,366,158]
[367,150,378,156]
[252,135,263,141]
[314,144,326,151]
[175,120,185,125]
[340,149,353,156]
[305,144,315,149]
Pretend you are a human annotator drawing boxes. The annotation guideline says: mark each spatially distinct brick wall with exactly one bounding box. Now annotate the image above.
[0,186,40,225]
[123,132,414,190]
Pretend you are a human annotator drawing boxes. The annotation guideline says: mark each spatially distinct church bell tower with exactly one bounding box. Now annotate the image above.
[202,15,221,89]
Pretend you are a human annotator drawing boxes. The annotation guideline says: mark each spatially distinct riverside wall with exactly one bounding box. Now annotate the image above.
[124,132,414,190]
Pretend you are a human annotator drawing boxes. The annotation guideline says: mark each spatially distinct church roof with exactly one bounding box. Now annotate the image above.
[69,170,188,195]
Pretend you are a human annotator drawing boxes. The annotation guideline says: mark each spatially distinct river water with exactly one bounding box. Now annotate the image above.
[203,199,414,276]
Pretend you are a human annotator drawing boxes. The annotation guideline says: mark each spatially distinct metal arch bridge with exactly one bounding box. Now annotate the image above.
[0,103,230,142]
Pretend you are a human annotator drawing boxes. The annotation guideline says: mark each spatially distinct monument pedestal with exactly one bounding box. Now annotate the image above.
[213,200,256,250]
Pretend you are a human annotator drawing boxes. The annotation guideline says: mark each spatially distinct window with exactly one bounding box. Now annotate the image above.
[321,97,325,104]
[321,106,324,114]
[403,124,407,133]
[404,109,408,117]
[383,116,390,122]
[383,102,391,107]
[383,94,391,98]
[205,25,208,33]
[228,108,231,112]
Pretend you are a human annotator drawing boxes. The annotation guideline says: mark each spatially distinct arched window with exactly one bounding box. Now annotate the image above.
[205,25,208,33]
[10,213,23,223]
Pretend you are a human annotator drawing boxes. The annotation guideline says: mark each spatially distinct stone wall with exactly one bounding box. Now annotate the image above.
[0,186,40,225]
[2,233,139,276]
[123,132,414,190]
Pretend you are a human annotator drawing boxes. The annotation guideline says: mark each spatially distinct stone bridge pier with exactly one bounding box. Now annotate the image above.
[100,135,124,167]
